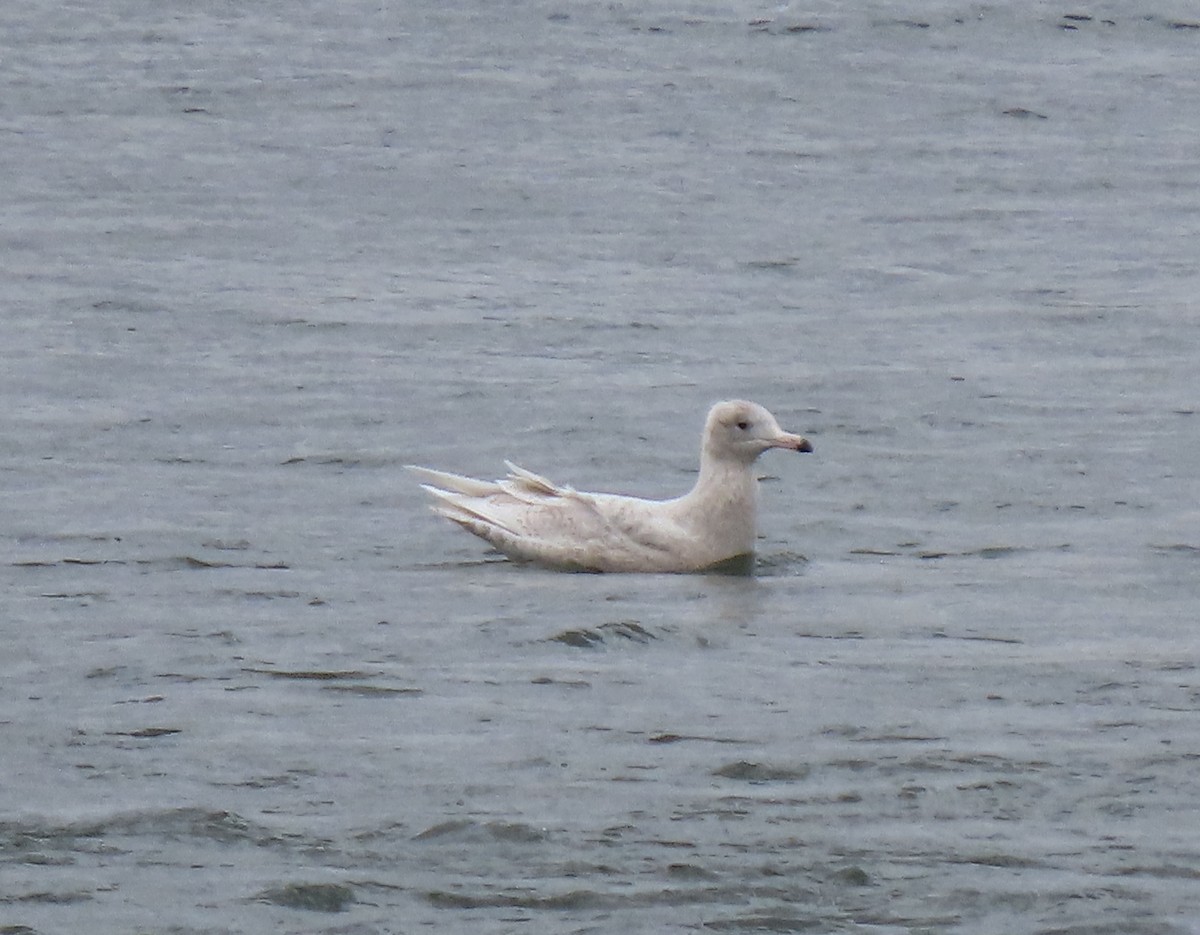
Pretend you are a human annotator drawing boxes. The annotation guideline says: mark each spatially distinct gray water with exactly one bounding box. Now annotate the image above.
[3,1,1200,932]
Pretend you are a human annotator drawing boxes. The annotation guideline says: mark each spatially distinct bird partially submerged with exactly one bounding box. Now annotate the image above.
[408,400,813,573]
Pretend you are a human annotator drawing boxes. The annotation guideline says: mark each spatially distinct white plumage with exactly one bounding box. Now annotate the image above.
[408,400,813,573]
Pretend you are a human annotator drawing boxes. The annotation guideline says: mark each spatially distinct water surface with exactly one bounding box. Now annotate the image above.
[3,2,1199,932]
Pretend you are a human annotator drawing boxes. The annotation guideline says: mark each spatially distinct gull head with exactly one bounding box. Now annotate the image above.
[703,400,813,465]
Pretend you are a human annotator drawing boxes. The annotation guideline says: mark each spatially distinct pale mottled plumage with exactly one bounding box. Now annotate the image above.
[408,400,813,573]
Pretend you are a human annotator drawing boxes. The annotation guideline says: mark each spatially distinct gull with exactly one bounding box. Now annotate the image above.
[408,400,812,573]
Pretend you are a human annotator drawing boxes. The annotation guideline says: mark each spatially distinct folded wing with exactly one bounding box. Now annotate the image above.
[408,462,688,571]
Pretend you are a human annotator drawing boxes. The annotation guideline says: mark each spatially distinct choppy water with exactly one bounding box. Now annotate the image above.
[3,1,1199,932]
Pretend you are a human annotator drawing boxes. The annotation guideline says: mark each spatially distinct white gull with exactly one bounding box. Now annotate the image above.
[408,400,813,573]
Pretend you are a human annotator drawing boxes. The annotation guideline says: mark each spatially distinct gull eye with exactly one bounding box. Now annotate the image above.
[736,420,750,431]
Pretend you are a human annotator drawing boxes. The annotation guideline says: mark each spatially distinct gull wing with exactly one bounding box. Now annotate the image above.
[408,463,690,571]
